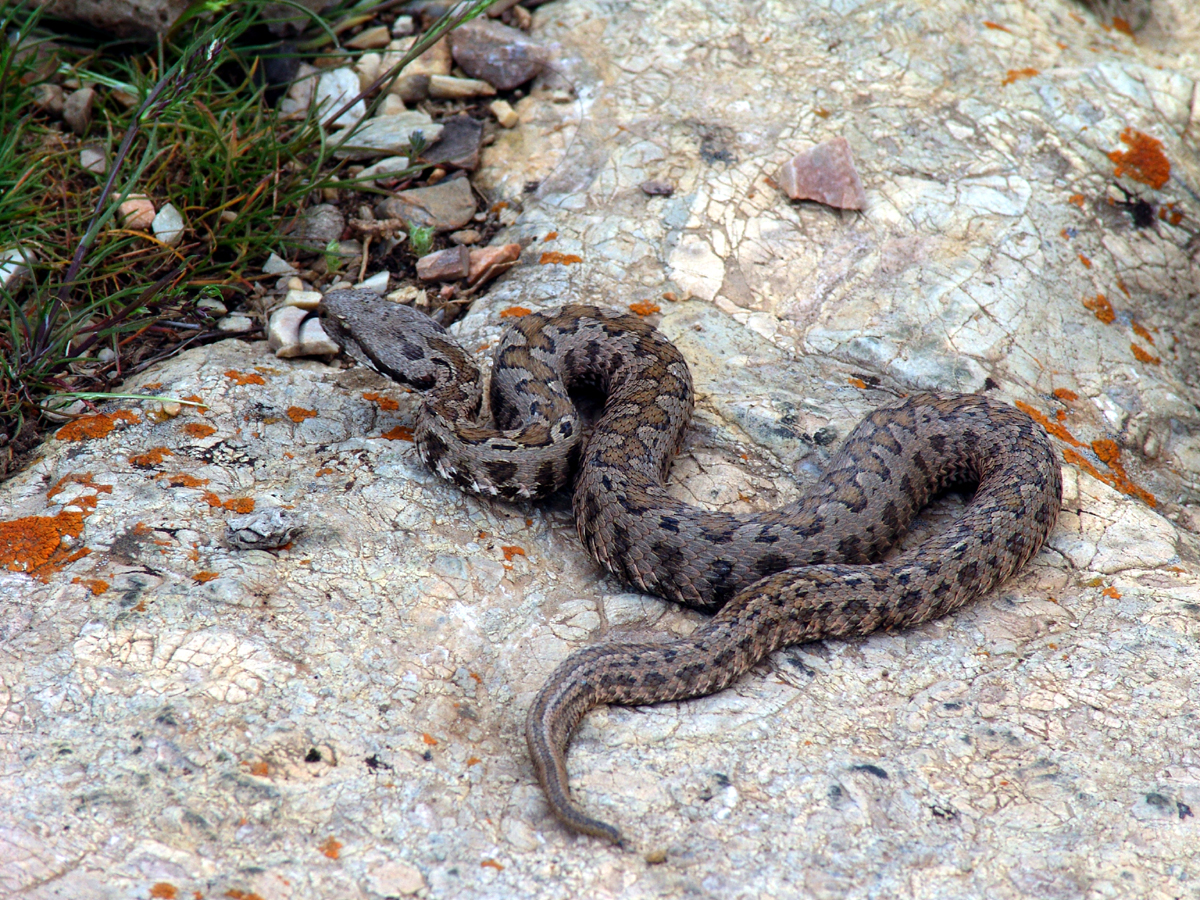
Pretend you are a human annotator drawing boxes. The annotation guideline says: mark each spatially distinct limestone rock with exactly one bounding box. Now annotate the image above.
[374,176,476,232]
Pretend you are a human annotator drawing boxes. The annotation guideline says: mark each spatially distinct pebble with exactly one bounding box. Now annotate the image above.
[283,290,323,310]
[379,94,407,116]
[449,19,546,90]
[386,36,452,103]
[263,253,298,276]
[225,507,307,550]
[346,25,391,50]
[80,146,106,174]
[195,297,227,317]
[355,270,391,294]
[422,114,484,171]
[339,111,443,157]
[640,179,675,196]
[375,176,476,232]
[391,15,414,36]
[268,306,308,355]
[467,243,521,286]
[296,204,345,251]
[278,63,318,119]
[151,203,185,247]
[62,87,95,134]
[118,196,155,231]
[354,51,382,90]
[358,155,411,183]
[316,67,365,127]
[216,314,254,333]
[428,74,496,99]
[0,246,34,291]
[489,99,519,128]
[416,246,471,281]
[776,137,867,210]
[449,229,480,245]
[297,316,339,355]
[33,83,65,115]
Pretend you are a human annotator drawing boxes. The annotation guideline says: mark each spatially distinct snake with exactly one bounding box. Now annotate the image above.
[318,290,1062,844]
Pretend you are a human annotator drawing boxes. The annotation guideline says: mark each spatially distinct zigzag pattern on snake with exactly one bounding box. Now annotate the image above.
[319,290,1062,844]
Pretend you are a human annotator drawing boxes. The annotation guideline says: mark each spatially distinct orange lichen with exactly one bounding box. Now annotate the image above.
[129,447,174,468]
[542,231,558,241]
[1131,322,1154,344]
[1,510,87,578]
[381,426,414,441]
[163,473,209,488]
[481,859,505,871]
[422,733,439,746]
[1111,16,1134,35]
[539,251,583,265]
[150,885,178,900]
[467,756,482,766]
[1102,585,1122,599]
[56,409,140,441]
[47,472,112,500]
[1108,128,1170,189]
[498,306,531,318]
[1131,343,1161,365]
[224,370,266,386]
[814,107,830,118]
[362,391,399,411]
[1077,253,1092,268]
[983,20,1010,32]
[629,301,660,316]
[1053,388,1079,403]
[224,890,265,900]
[192,572,219,584]
[183,422,217,439]
[72,576,109,594]
[501,545,526,562]
[1068,194,1085,207]
[1083,294,1115,324]
[1062,446,1156,507]
[286,406,317,423]
[1116,279,1130,297]
[662,291,680,302]
[1091,439,1121,467]
[319,838,342,860]
[315,468,335,477]
[1015,400,1082,447]
[1001,68,1039,85]
[848,377,868,389]
[202,493,255,513]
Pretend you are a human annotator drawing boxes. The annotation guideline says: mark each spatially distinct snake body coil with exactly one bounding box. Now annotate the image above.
[319,291,1062,843]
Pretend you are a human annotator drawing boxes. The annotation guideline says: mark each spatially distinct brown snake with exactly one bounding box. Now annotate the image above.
[319,290,1062,844]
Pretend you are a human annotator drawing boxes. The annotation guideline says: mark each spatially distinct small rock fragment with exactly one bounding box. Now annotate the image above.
[345,25,391,50]
[640,179,674,196]
[297,316,340,355]
[217,314,254,333]
[34,83,65,114]
[386,36,452,103]
[428,74,496,99]
[152,203,185,247]
[283,290,323,310]
[392,16,414,36]
[80,146,106,174]
[449,19,545,90]
[489,99,519,128]
[355,271,391,294]
[467,243,521,286]
[263,253,298,276]
[268,305,308,355]
[776,137,867,210]
[364,859,425,897]
[338,111,443,157]
[354,51,382,90]
[119,196,156,231]
[279,63,318,120]
[357,155,411,183]
[449,229,480,245]
[375,177,476,232]
[0,246,35,291]
[225,507,307,551]
[416,246,471,281]
[316,67,365,127]
[195,297,227,317]
[295,204,345,251]
[62,87,95,134]
[421,114,484,171]
[379,94,407,116]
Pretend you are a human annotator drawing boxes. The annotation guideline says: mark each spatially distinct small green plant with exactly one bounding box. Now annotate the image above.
[408,224,435,258]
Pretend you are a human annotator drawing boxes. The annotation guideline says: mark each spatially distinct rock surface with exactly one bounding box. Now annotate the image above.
[3,1,1199,899]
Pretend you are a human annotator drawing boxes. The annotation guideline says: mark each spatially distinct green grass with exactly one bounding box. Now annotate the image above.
[0,0,500,475]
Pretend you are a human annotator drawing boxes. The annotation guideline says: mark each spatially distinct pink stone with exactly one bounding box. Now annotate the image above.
[776,137,867,210]
[467,243,521,286]
[416,246,470,281]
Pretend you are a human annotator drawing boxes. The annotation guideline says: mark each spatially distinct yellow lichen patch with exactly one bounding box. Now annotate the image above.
[56,409,140,441]
[0,509,88,578]
[202,492,255,514]
[1108,127,1170,189]
[1083,294,1115,324]
[149,884,178,900]
[224,370,266,386]
[1131,322,1154,344]
[1068,194,1085,208]
[72,576,109,594]
[539,251,583,265]
[182,422,217,439]
[1131,343,1160,365]
[286,406,317,423]
[129,447,174,468]
[47,472,113,500]
[1001,67,1039,85]
[362,391,399,411]
[1077,253,1092,268]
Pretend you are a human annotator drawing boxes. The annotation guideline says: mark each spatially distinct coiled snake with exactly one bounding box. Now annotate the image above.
[319,291,1062,844]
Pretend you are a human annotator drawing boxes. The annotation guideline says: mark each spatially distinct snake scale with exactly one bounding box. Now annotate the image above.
[319,290,1062,844]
